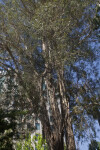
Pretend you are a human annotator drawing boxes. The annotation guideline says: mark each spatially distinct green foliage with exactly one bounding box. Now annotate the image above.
[16,135,34,150]
[16,134,48,150]
[98,142,100,149]
[33,134,48,150]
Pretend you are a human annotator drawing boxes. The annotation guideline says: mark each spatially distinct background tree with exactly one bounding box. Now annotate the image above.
[0,71,36,147]
[0,71,16,150]
[0,108,16,150]
[88,140,100,150]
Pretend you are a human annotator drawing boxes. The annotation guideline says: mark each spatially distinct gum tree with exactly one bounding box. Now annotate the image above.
[0,0,99,150]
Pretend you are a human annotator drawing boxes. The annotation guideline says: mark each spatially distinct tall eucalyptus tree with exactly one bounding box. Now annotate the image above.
[0,0,99,150]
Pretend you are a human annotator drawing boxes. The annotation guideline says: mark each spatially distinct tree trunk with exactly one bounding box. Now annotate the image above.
[50,132,64,150]
[58,71,76,150]
[65,102,76,150]
[42,42,76,150]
